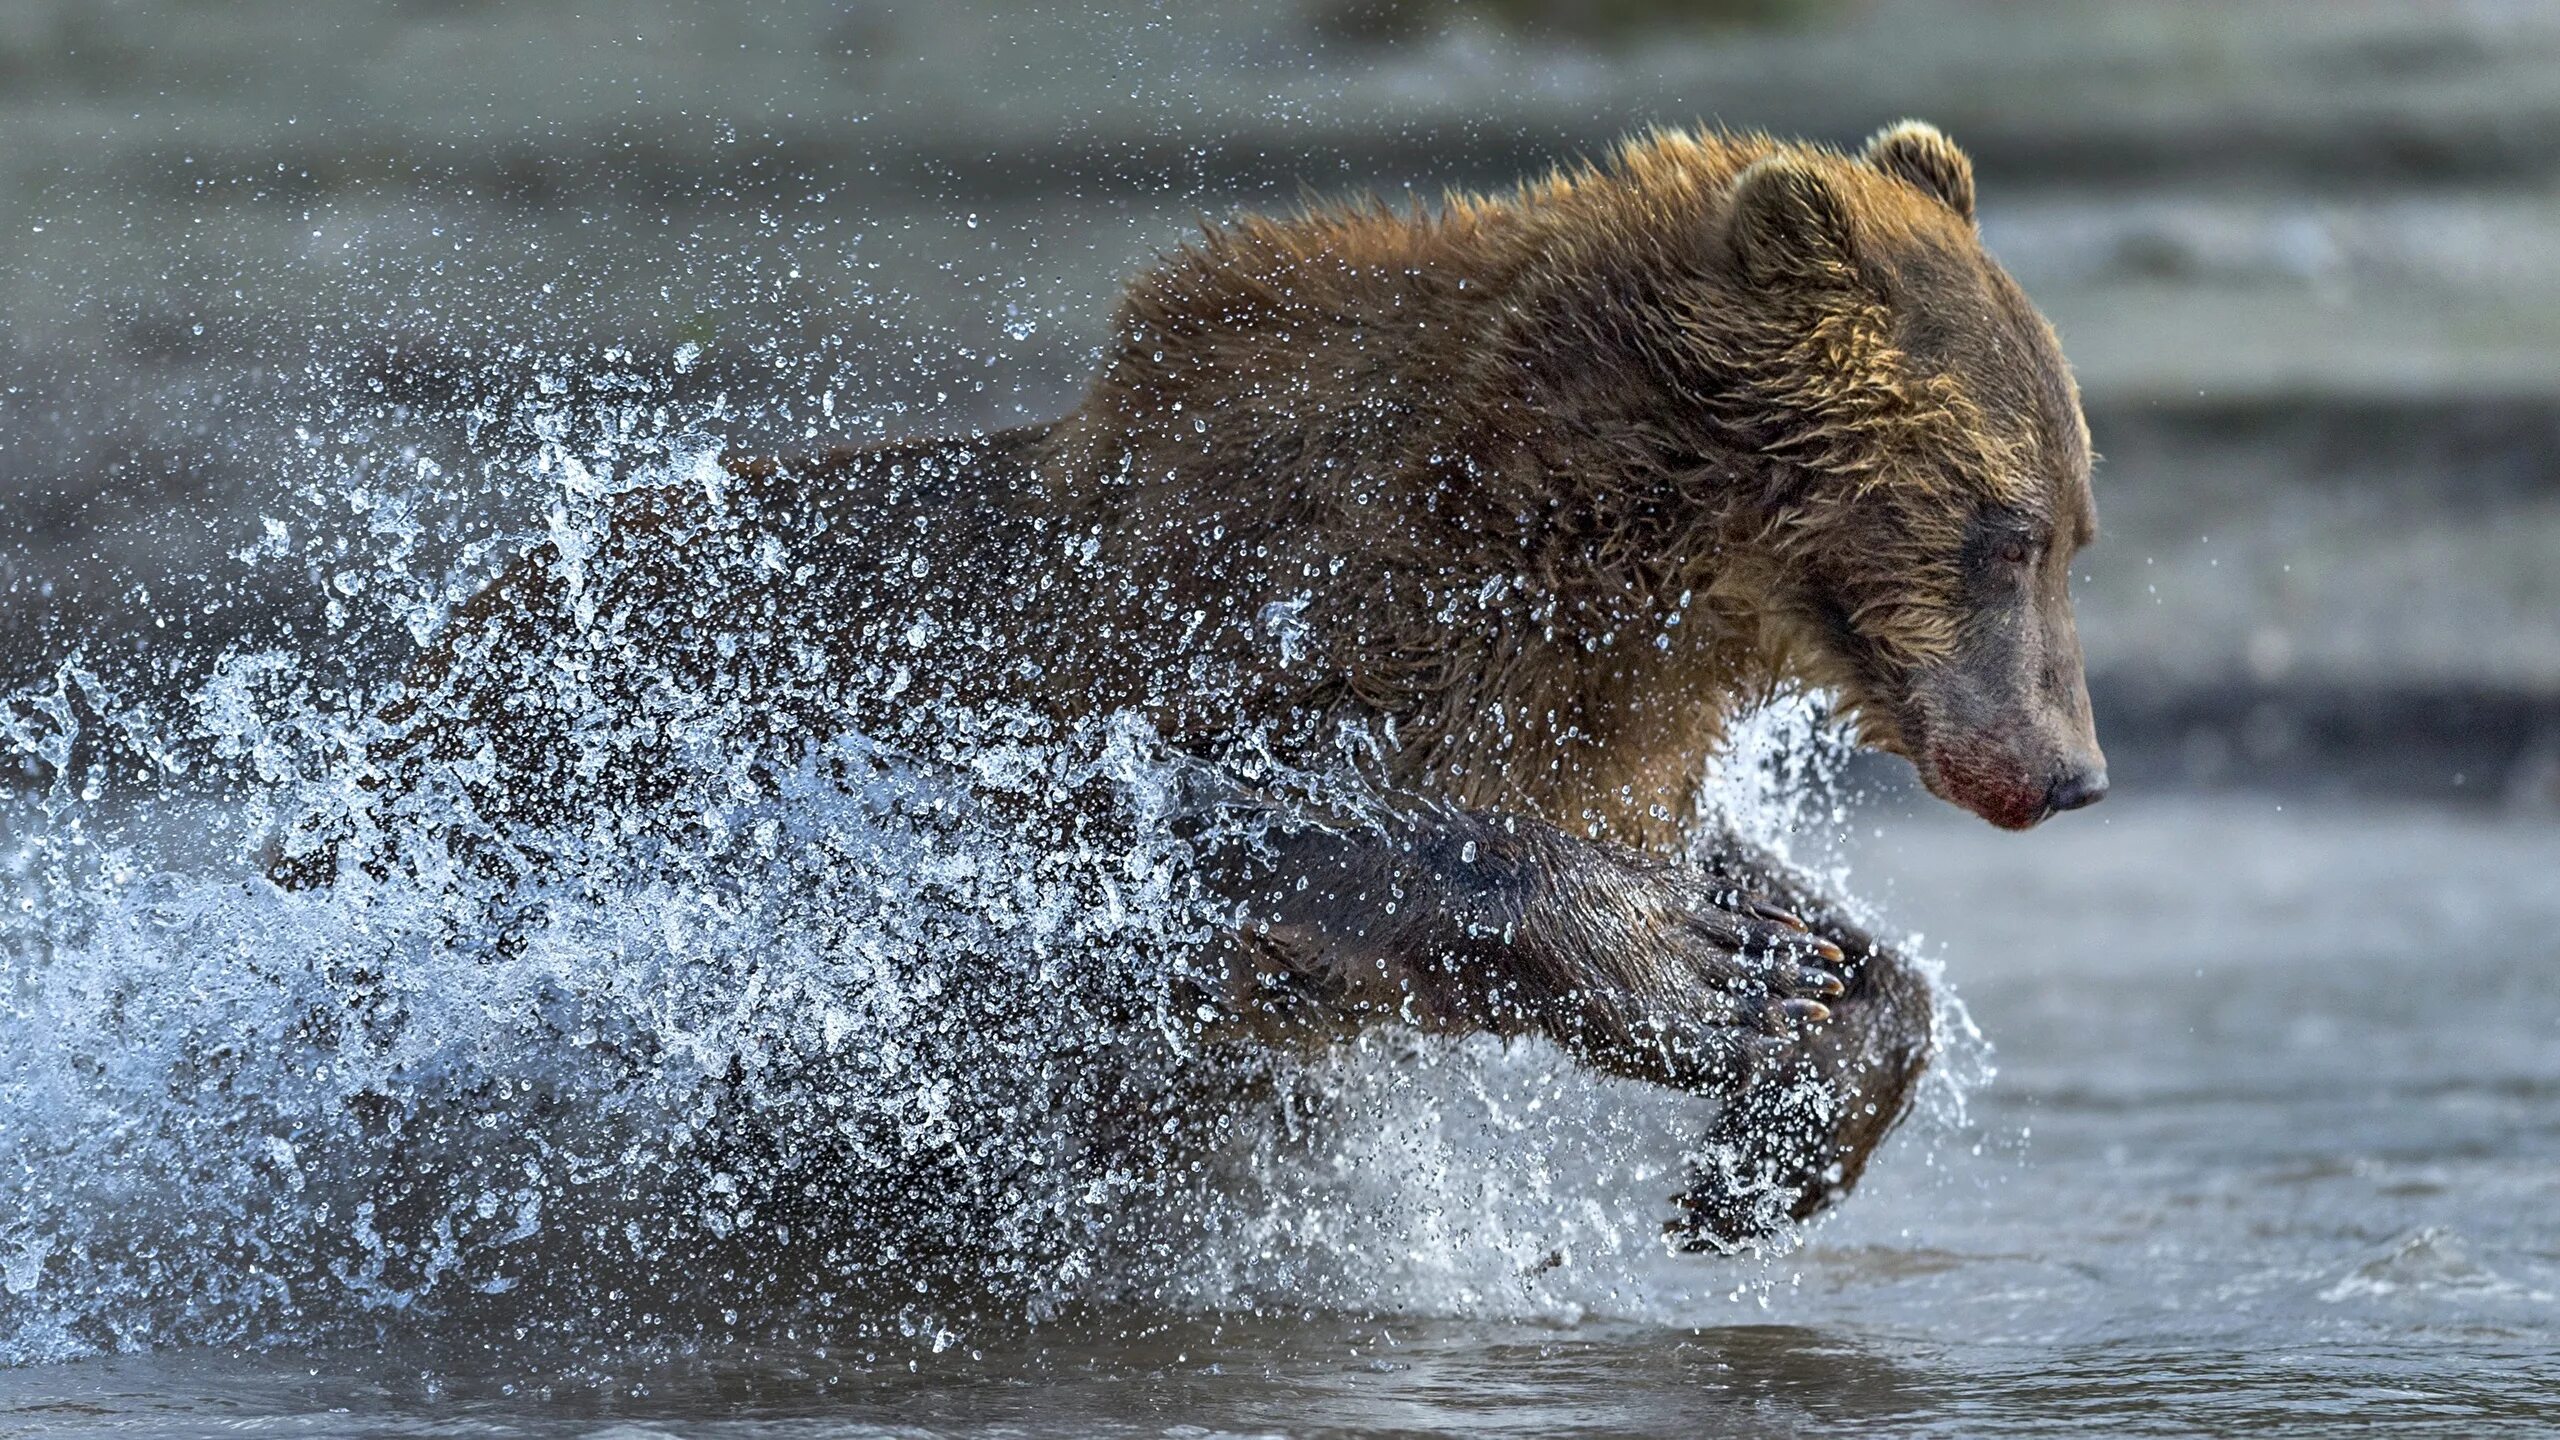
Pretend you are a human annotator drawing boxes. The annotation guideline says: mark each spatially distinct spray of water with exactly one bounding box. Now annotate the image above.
[0,365,1979,1366]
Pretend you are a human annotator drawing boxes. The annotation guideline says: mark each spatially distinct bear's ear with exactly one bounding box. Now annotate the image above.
[1861,120,1975,223]
[1727,155,1859,287]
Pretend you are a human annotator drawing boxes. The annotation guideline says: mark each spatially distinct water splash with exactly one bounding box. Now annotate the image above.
[0,375,1970,1365]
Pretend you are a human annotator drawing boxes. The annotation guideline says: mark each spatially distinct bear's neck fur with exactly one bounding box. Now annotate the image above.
[1044,131,1882,849]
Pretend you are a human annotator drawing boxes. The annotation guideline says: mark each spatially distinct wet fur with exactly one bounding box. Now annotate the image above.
[291,124,2096,1244]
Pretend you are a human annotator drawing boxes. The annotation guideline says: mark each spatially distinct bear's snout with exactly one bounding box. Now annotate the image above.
[2045,765,2108,815]
[1922,739,2046,829]
[1896,570,2106,830]
[1919,733,2107,831]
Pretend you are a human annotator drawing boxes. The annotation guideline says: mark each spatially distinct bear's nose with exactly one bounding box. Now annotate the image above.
[2046,767,2109,813]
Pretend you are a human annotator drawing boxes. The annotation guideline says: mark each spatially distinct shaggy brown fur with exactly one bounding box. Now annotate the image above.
[1041,120,2100,845]
[286,122,2106,1246]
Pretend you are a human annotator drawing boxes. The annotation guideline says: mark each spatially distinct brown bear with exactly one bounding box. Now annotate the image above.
[281,121,2105,1247]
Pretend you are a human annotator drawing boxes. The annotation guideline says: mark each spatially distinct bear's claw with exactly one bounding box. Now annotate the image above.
[1749,901,1808,931]
[1664,888,1853,1039]
[1767,996,1832,1027]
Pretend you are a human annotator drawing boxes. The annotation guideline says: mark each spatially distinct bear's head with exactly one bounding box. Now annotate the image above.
[1695,123,2106,829]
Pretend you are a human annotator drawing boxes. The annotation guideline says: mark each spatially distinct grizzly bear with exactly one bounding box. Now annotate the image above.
[279,121,2105,1248]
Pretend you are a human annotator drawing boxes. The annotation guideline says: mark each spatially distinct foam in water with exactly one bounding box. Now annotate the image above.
[0,375,1978,1365]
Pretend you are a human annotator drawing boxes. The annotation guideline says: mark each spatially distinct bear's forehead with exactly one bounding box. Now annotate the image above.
[1884,242,2087,474]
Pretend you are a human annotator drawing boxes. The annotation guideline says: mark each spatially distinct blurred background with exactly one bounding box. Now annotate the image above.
[4,0,2556,808]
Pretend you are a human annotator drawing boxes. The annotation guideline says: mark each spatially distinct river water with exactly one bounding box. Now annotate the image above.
[2,780,2552,1438]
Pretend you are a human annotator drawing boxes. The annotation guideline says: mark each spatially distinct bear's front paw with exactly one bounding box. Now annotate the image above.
[1672,888,1847,1037]
[1665,1152,1816,1253]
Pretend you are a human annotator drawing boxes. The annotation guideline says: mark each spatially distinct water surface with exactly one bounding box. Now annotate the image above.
[4,791,2551,1437]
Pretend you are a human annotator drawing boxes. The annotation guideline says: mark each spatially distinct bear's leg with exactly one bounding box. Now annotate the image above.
[1197,802,1933,1247]
[1670,831,1936,1248]
[1197,803,1859,1115]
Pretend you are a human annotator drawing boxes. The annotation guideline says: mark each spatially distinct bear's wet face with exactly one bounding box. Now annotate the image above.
[1712,124,2107,829]
[1878,251,2106,830]
[1904,500,2106,829]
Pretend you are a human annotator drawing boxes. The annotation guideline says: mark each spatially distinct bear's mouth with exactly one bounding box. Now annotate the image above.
[1891,690,2057,830]
[1807,602,2057,829]
[1916,738,2053,830]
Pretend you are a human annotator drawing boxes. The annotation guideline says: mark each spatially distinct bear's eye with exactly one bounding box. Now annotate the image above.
[1996,535,2034,566]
